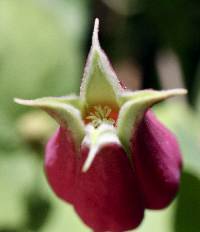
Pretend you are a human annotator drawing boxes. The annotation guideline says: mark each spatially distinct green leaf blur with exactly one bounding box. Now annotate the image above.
[0,0,199,232]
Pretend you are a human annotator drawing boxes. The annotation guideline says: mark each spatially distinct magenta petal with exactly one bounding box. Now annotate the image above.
[74,143,144,232]
[44,127,77,203]
[131,110,182,209]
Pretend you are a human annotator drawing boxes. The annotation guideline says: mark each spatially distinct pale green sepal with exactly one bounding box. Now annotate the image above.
[80,18,122,108]
[119,88,187,106]
[14,98,85,150]
[117,89,187,154]
[82,123,121,172]
[15,95,84,110]
[47,95,84,111]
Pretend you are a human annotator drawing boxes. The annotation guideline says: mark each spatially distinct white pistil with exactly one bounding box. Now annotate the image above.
[82,124,120,172]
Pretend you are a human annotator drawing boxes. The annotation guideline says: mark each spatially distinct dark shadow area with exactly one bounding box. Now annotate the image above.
[174,172,200,232]
[24,191,52,231]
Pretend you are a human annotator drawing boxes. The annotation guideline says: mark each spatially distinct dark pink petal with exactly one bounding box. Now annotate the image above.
[131,110,182,209]
[44,127,77,203]
[74,143,144,232]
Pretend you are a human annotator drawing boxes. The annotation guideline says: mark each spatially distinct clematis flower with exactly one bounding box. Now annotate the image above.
[15,19,187,232]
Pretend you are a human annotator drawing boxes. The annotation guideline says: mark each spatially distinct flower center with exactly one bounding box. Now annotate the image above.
[84,105,118,128]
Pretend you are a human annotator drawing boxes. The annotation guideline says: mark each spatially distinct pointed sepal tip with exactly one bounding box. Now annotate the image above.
[14,97,85,151]
[92,18,100,48]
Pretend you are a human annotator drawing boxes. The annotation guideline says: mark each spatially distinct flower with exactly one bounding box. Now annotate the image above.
[15,19,187,232]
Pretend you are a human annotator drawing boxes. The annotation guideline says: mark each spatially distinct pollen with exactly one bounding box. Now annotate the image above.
[84,105,118,128]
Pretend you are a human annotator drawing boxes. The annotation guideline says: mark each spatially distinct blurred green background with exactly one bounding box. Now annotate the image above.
[0,0,200,231]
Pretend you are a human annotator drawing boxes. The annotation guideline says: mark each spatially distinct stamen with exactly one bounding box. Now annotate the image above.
[85,105,116,128]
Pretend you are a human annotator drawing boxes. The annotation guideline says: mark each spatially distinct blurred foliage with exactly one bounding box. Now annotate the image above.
[0,0,89,231]
[0,0,199,232]
[0,0,87,118]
